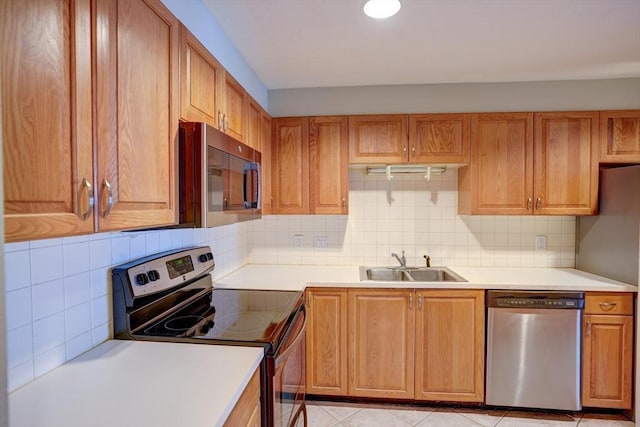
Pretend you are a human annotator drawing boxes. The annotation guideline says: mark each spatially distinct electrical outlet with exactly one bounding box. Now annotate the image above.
[294,234,304,249]
[313,236,328,250]
[535,234,547,251]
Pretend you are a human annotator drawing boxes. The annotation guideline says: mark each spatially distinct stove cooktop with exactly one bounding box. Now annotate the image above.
[138,288,303,345]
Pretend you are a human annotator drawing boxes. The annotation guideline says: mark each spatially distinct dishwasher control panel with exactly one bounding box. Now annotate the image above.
[487,291,585,309]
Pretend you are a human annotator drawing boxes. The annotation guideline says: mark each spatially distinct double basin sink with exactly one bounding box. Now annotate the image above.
[359,266,467,282]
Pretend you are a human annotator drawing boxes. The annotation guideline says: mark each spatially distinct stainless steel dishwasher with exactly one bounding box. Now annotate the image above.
[486,290,584,411]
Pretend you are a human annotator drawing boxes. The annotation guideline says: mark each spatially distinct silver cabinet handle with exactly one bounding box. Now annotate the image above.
[586,320,592,336]
[101,179,113,218]
[418,295,423,311]
[409,293,413,310]
[78,178,94,220]
[527,197,532,210]
[536,197,542,210]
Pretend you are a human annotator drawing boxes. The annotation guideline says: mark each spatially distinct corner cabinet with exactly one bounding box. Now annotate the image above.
[348,289,415,399]
[459,112,599,215]
[271,118,310,214]
[271,116,349,215]
[415,290,484,402]
[2,0,179,242]
[305,288,349,396]
[310,116,349,214]
[582,292,634,409]
[600,110,640,163]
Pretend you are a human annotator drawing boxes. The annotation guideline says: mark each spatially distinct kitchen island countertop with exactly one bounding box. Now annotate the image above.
[9,340,263,427]
[214,265,637,292]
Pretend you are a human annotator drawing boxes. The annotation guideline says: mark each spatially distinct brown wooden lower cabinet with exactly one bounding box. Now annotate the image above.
[306,288,349,396]
[224,366,261,427]
[305,287,485,403]
[415,290,485,402]
[582,292,634,409]
[348,289,415,399]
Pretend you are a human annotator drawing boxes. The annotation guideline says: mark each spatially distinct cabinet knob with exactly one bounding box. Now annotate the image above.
[402,146,408,159]
[527,197,532,210]
[411,146,416,157]
[409,293,413,310]
[78,178,94,220]
[418,295,423,310]
[342,197,346,208]
[536,197,542,210]
[586,320,592,336]
[101,179,113,218]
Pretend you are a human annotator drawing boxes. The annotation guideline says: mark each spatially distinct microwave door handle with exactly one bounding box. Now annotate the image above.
[243,162,261,209]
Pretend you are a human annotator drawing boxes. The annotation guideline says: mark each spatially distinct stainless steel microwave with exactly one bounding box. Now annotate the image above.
[178,122,261,228]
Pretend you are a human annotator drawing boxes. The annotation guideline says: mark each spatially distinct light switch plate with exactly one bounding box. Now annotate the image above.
[535,234,547,251]
[294,234,304,249]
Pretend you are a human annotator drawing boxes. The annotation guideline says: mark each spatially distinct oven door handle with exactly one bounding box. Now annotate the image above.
[276,305,307,363]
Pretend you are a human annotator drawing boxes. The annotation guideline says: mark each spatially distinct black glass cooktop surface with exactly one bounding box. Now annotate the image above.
[140,288,303,345]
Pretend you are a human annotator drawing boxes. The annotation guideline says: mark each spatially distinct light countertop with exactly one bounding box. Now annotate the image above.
[9,340,263,427]
[214,265,637,292]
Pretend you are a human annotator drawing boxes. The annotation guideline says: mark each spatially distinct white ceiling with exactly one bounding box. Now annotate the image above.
[203,0,640,90]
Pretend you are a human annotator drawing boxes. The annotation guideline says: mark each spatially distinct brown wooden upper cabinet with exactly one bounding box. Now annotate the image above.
[271,116,348,215]
[246,97,264,151]
[310,116,349,214]
[271,118,310,214]
[600,110,640,163]
[179,25,223,129]
[459,112,599,215]
[260,111,273,214]
[220,71,248,143]
[348,114,470,164]
[2,0,179,242]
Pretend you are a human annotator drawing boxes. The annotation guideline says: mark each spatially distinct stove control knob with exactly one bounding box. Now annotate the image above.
[198,254,208,263]
[147,270,160,281]
[206,252,213,260]
[135,273,149,286]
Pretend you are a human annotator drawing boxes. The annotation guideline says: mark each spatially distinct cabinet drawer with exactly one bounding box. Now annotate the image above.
[585,293,634,315]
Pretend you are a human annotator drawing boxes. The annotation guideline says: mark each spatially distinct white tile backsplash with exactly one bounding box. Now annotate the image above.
[4,224,249,391]
[248,169,576,268]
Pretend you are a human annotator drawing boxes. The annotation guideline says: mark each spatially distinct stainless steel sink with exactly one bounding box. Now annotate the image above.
[359,266,467,282]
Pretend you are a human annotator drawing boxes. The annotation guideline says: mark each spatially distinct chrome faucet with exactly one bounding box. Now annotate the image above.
[391,250,406,267]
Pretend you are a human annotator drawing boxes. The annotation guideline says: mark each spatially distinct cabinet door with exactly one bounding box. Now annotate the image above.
[94,0,179,231]
[223,367,261,427]
[179,25,222,128]
[415,290,484,402]
[310,116,349,214]
[260,112,273,214]
[582,315,633,409]
[306,289,348,396]
[600,110,640,163]
[534,112,599,215]
[2,0,94,242]
[409,114,470,164]
[348,115,408,164]
[348,289,414,399]
[458,113,533,215]
[222,72,247,142]
[271,118,309,214]
[246,97,262,151]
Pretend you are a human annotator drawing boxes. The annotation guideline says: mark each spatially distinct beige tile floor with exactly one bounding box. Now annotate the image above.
[306,401,635,427]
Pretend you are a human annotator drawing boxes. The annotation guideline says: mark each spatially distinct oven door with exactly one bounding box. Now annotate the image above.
[273,306,307,427]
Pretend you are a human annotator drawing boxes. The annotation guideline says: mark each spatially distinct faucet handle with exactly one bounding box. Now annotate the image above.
[423,255,431,268]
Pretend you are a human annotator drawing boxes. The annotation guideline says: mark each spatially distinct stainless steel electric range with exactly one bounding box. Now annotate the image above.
[111,246,306,427]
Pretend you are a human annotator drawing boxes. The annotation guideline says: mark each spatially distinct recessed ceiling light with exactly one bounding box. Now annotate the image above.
[363,0,401,19]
